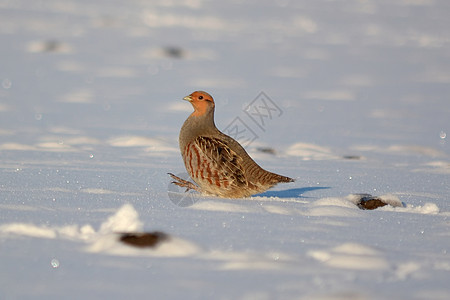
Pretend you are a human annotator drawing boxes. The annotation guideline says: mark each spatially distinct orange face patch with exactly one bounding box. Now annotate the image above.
[187,91,214,117]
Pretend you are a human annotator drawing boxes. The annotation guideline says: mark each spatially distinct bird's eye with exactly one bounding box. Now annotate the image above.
[198,96,204,100]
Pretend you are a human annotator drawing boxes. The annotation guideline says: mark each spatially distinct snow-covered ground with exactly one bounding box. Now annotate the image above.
[1,0,449,299]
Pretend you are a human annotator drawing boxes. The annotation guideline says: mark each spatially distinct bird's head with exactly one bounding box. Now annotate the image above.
[183,91,215,117]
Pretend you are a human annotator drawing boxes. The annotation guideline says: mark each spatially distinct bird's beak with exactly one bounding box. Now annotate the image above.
[183,95,192,102]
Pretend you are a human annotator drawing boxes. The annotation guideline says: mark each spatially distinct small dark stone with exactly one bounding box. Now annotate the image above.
[43,40,62,52]
[342,155,361,160]
[256,147,276,155]
[163,46,185,58]
[357,196,388,210]
[119,231,169,248]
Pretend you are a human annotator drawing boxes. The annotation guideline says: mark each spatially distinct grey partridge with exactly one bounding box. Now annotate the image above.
[169,91,294,198]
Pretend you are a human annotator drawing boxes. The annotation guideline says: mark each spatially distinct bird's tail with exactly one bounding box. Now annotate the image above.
[269,172,295,184]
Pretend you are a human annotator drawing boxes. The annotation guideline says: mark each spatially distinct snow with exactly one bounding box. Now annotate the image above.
[1,0,449,299]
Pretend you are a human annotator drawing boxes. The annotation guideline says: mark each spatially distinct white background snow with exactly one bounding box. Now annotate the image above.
[1,0,449,299]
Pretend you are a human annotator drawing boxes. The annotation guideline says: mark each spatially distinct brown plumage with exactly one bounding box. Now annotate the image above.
[169,91,294,198]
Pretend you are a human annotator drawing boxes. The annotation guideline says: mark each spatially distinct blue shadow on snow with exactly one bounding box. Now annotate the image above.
[255,187,330,199]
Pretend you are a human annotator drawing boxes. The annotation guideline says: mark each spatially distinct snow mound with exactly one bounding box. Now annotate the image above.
[0,204,200,257]
[98,203,143,234]
[188,193,439,217]
[286,142,340,160]
[308,243,389,270]
[383,202,440,215]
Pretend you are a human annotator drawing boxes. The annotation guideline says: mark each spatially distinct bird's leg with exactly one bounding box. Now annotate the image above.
[168,173,200,192]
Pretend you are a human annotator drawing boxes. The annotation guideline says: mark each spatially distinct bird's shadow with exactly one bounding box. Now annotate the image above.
[255,187,330,199]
